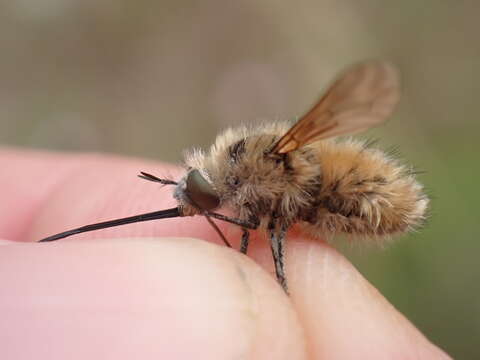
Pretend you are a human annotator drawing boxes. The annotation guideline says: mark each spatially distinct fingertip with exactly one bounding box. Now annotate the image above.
[227,244,307,360]
[0,237,307,360]
[287,239,451,359]
[0,148,182,242]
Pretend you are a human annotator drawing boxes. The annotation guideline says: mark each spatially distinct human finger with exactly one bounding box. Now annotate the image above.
[284,239,452,359]
[0,237,307,360]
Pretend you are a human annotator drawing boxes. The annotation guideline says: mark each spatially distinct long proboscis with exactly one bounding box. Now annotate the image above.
[38,207,181,242]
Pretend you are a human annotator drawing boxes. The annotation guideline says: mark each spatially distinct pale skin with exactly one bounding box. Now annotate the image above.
[0,149,451,360]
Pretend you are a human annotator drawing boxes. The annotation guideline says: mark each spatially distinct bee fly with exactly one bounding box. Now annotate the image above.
[39,61,429,293]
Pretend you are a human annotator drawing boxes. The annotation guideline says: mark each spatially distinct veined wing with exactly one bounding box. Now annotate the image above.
[272,61,400,154]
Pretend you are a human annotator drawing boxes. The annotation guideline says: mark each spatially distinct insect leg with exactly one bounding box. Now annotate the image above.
[206,212,258,230]
[204,215,232,248]
[240,228,250,254]
[268,219,289,294]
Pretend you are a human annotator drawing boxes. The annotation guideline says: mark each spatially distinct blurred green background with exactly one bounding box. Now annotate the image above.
[1,0,478,357]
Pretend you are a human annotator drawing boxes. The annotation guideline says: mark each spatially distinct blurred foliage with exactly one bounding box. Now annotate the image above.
[1,0,479,357]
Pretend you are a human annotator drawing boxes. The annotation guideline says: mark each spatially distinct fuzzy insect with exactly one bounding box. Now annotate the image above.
[39,60,429,293]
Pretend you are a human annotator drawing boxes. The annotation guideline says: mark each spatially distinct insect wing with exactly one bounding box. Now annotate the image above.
[272,61,400,154]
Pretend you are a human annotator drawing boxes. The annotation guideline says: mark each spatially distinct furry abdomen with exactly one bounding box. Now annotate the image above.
[301,139,429,239]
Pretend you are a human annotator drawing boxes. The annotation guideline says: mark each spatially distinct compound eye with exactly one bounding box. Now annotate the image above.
[186,169,220,210]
